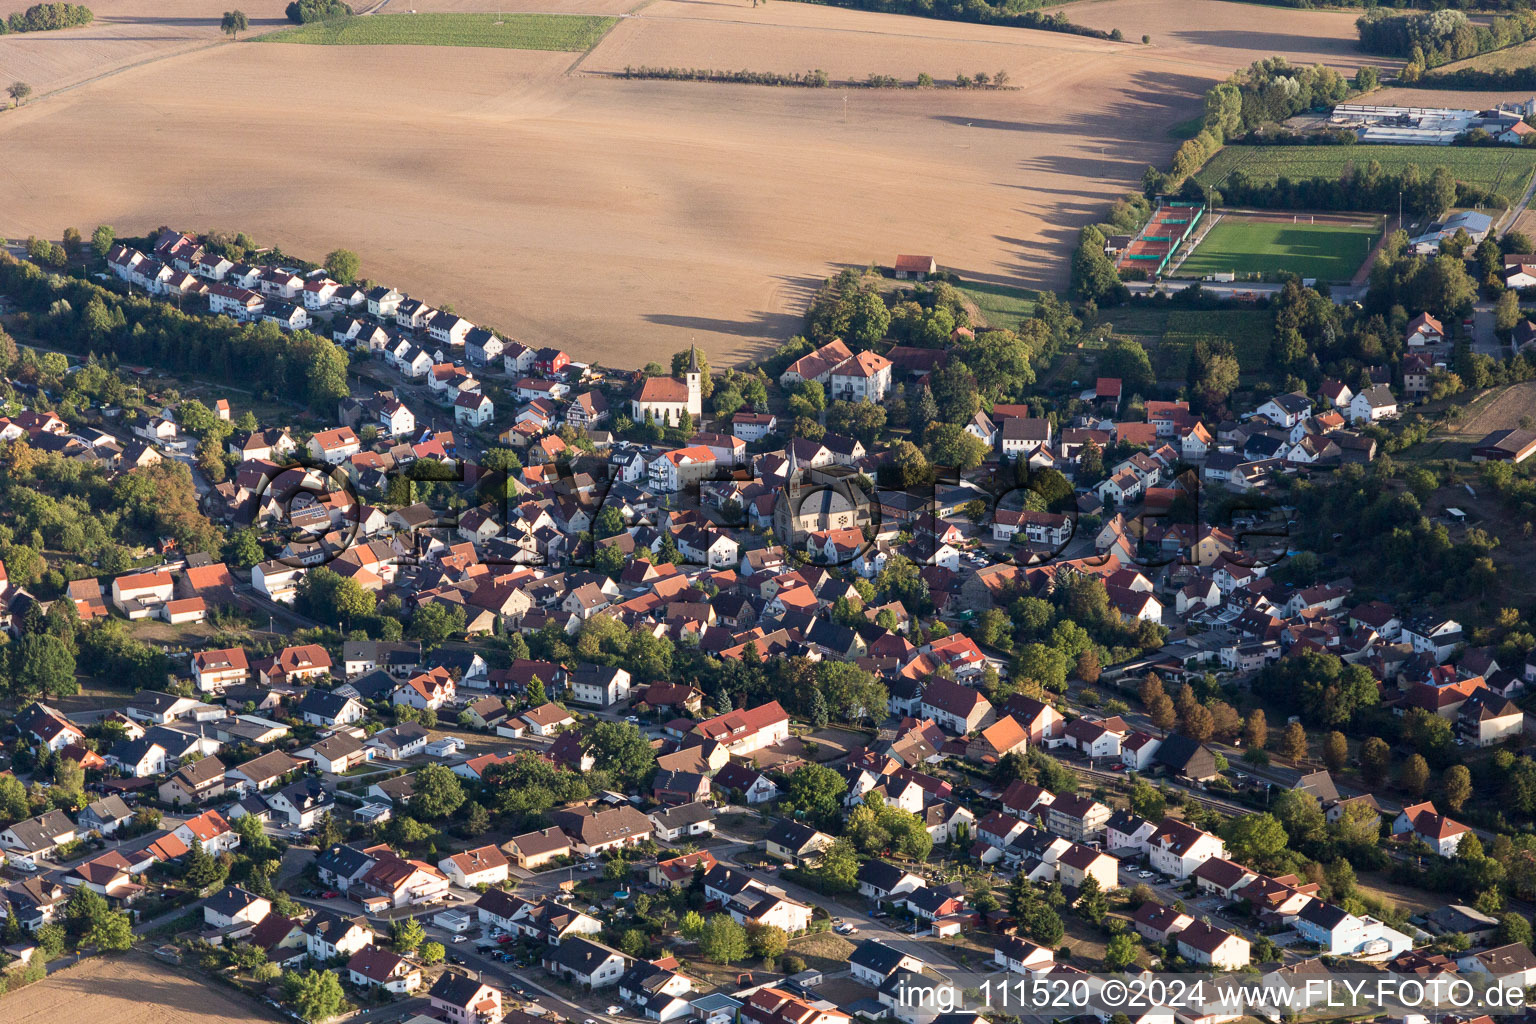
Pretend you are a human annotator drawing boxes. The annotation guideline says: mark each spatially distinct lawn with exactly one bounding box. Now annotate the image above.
[1176,219,1375,283]
[957,280,1038,330]
[1193,144,1536,203]
[258,12,618,51]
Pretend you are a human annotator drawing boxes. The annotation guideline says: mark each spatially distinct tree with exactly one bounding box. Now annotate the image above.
[1278,721,1307,762]
[221,10,249,37]
[1497,913,1533,950]
[1322,731,1348,772]
[1104,932,1139,970]
[84,910,133,952]
[1325,859,1357,903]
[283,969,346,1024]
[814,837,860,892]
[8,81,31,107]
[1361,736,1391,785]
[408,601,465,648]
[91,224,115,258]
[1076,876,1108,925]
[1181,702,1214,742]
[1399,753,1430,796]
[924,422,988,471]
[183,840,227,891]
[680,911,705,939]
[65,884,110,935]
[1444,764,1473,813]
[1496,289,1521,338]
[52,755,84,803]
[1128,779,1166,822]
[13,633,77,698]
[699,914,749,965]
[418,940,445,966]
[223,528,265,570]
[461,801,490,837]
[302,339,349,413]
[409,764,466,820]
[1022,902,1064,945]
[748,923,789,960]
[1148,692,1176,733]
[33,924,65,961]
[325,248,361,285]
[1077,438,1104,482]
[1223,812,1288,867]
[0,773,28,825]
[782,763,847,827]
[1426,165,1458,219]
[392,916,425,952]
[587,720,658,788]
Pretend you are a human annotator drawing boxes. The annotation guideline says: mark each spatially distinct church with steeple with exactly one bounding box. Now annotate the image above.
[629,345,703,427]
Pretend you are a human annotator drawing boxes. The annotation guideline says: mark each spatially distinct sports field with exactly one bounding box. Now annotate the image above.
[1176,218,1376,282]
[1193,144,1536,203]
[257,12,617,50]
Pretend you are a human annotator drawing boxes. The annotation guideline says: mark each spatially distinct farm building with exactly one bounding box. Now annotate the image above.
[1472,429,1536,464]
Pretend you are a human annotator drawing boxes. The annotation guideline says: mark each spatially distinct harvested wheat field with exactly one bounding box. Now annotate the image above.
[0,0,291,97]
[0,0,1383,366]
[404,0,642,13]
[1062,0,1371,72]
[0,952,283,1024]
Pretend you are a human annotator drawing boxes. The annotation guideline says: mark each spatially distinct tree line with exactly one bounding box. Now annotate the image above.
[1357,9,1536,78]
[619,66,1010,89]
[0,3,92,33]
[782,0,1122,42]
[1234,0,1529,7]
[1210,161,1503,217]
[0,252,349,413]
[285,0,350,24]
[1422,63,1536,91]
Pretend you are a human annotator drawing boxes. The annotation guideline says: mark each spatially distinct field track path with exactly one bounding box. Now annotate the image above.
[23,36,229,108]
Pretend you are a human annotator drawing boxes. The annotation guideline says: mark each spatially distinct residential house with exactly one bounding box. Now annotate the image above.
[544,937,629,989]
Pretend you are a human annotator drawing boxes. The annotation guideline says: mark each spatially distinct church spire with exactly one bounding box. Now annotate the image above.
[688,344,700,373]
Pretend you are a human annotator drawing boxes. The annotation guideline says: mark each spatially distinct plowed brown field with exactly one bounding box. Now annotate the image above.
[0,953,284,1024]
[0,0,1375,366]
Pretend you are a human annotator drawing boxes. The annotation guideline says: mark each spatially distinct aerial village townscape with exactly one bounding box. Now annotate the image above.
[13,1,1536,1024]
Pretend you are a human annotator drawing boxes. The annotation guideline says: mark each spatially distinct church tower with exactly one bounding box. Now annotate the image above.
[685,344,703,418]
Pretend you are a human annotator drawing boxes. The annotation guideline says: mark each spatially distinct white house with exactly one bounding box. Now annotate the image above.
[1349,385,1398,424]
[1176,920,1250,970]
[454,391,495,428]
[1148,817,1226,879]
[438,845,511,887]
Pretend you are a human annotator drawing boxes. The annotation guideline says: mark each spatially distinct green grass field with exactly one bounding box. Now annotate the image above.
[1176,218,1375,283]
[258,12,617,51]
[1193,145,1536,202]
[957,281,1038,329]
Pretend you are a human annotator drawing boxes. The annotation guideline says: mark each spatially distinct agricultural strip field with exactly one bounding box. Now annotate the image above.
[1176,218,1376,283]
[257,12,617,50]
[1165,309,1272,379]
[1193,145,1536,201]
[1107,307,1273,384]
